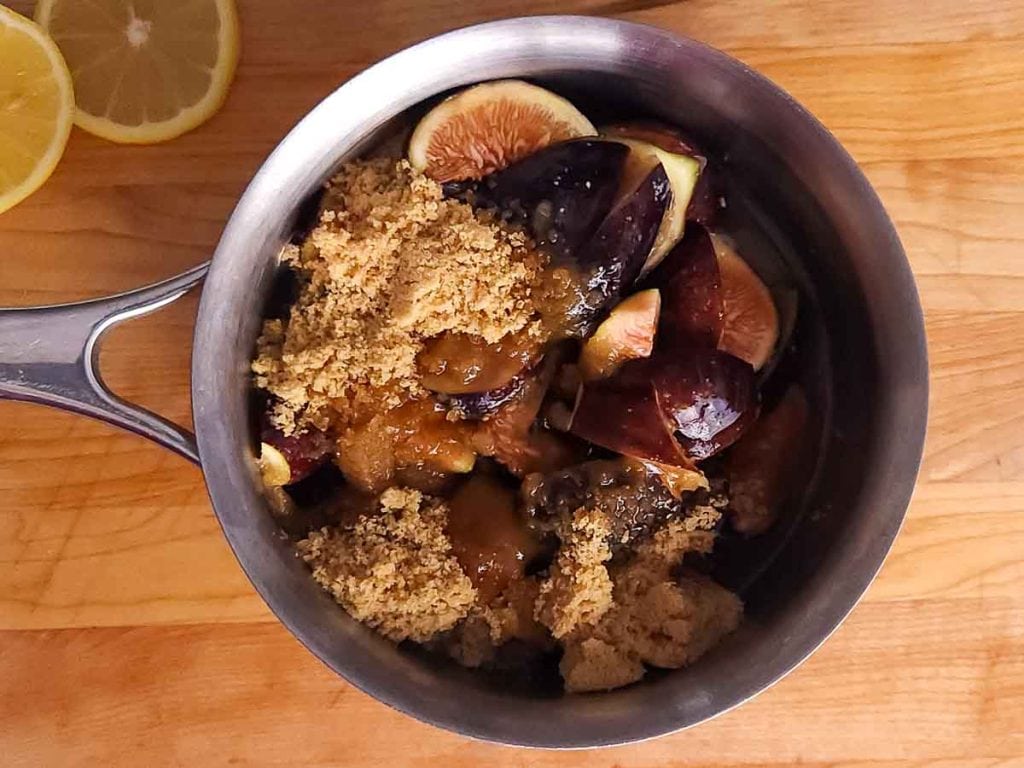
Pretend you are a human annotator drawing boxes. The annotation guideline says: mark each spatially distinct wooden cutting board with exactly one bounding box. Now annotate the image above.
[1,0,1022,764]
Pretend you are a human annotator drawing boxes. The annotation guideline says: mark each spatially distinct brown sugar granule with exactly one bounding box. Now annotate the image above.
[252,159,546,433]
[558,511,742,693]
[297,487,476,642]
[535,508,614,639]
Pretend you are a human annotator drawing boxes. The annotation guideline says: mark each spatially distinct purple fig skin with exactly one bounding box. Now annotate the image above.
[562,164,672,336]
[440,375,528,419]
[446,139,629,261]
[569,376,692,467]
[261,422,332,485]
[570,347,758,466]
[601,121,719,224]
[636,350,758,460]
[645,222,724,347]
[686,163,720,225]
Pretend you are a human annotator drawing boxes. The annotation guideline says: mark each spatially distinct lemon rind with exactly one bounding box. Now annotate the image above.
[0,6,74,215]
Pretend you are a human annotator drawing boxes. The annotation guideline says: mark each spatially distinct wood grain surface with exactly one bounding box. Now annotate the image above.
[1,0,1023,765]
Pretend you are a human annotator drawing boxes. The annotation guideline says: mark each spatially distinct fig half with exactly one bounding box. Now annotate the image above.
[409,80,595,182]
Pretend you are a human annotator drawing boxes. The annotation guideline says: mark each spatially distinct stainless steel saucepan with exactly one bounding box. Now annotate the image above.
[0,16,928,747]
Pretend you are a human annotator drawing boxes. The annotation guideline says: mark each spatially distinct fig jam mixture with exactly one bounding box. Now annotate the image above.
[252,80,814,693]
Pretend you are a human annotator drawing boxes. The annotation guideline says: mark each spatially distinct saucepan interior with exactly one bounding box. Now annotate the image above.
[191,17,927,747]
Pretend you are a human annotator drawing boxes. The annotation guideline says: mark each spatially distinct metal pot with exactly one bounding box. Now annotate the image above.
[0,16,927,748]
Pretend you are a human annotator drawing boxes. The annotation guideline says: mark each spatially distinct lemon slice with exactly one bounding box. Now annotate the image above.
[35,0,240,144]
[0,6,74,215]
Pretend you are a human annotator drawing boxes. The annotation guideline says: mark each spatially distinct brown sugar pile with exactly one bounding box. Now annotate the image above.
[297,488,476,642]
[535,508,614,639]
[298,482,740,691]
[253,158,546,433]
[539,506,743,693]
[444,577,550,668]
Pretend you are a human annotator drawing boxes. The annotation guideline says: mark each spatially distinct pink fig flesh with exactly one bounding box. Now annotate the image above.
[578,288,661,380]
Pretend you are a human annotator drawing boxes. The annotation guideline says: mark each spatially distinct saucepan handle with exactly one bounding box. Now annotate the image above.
[0,263,210,465]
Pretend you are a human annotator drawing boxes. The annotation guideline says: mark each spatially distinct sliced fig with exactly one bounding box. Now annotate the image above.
[648,223,724,347]
[645,350,758,460]
[561,163,671,335]
[259,424,331,487]
[726,385,809,535]
[578,288,660,380]
[604,136,701,276]
[570,348,757,466]
[418,331,536,395]
[449,139,628,261]
[408,80,596,183]
[712,234,779,371]
[604,121,718,226]
[446,475,542,603]
[569,375,691,467]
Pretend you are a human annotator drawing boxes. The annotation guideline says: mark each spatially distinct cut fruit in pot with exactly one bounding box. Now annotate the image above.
[726,385,809,535]
[35,0,241,144]
[579,289,661,380]
[570,348,758,467]
[603,135,702,276]
[408,80,596,182]
[568,163,671,334]
[258,443,292,487]
[646,350,758,460]
[449,139,628,262]
[260,425,332,486]
[569,375,693,468]
[713,234,779,371]
[0,6,74,215]
[649,223,724,348]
